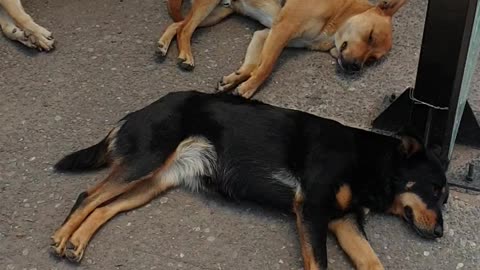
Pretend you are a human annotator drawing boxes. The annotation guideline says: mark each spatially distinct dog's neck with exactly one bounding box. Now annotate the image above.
[321,0,373,35]
[351,130,402,213]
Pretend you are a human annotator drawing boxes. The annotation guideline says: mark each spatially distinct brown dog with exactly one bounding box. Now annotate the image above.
[158,0,407,98]
[0,0,54,51]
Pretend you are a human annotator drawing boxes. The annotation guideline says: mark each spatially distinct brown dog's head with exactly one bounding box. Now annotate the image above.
[388,135,449,239]
[334,0,407,72]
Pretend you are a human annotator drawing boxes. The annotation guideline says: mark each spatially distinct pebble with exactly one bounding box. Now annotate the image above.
[54,115,62,121]
[127,222,132,227]
[87,48,94,52]
[160,197,168,204]
[207,236,215,242]
[179,253,184,258]
[448,229,455,237]
[279,259,284,264]
[22,248,29,256]
[456,263,464,269]
[423,251,430,256]
[204,228,210,233]
[193,227,201,232]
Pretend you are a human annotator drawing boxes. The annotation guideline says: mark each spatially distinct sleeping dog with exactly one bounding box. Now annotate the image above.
[159,0,407,98]
[50,91,448,269]
[0,0,54,51]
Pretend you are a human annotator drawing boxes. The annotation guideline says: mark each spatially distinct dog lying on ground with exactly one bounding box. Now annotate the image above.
[0,0,54,51]
[50,91,448,269]
[158,0,407,98]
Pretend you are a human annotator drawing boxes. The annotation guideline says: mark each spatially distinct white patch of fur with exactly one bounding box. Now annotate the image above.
[107,120,125,153]
[157,136,217,192]
[235,1,275,27]
[271,169,299,189]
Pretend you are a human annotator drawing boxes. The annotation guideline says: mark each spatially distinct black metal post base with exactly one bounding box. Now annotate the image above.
[372,88,480,149]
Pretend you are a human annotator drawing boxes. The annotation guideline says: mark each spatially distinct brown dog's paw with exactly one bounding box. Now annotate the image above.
[156,42,168,57]
[64,241,85,263]
[49,236,66,257]
[216,79,235,92]
[233,86,255,99]
[177,58,195,71]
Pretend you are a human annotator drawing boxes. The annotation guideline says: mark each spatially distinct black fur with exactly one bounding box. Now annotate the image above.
[62,191,88,225]
[56,91,448,267]
[55,138,109,172]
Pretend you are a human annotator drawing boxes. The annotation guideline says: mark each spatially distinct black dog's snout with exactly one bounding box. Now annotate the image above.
[434,224,443,237]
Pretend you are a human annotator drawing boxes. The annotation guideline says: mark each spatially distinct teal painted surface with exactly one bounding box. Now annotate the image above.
[448,2,480,159]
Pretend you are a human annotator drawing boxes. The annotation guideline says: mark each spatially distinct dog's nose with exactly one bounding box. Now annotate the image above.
[433,224,443,237]
[343,62,361,72]
[349,63,361,72]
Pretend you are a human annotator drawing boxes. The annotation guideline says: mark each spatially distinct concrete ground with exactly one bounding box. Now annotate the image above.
[1,0,479,269]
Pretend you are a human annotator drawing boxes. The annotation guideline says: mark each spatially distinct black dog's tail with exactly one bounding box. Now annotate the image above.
[54,136,111,173]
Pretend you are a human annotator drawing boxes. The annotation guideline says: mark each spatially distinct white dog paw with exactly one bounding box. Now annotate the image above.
[24,24,55,51]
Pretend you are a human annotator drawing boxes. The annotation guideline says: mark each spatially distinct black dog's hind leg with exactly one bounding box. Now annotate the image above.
[304,204,330,269]
[294,188,329,270]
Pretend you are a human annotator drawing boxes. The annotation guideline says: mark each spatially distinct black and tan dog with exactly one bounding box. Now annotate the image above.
[159,0,407,98]
[50,91,448,270]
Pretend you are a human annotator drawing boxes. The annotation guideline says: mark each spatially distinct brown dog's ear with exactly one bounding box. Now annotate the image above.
[399,135,423,157]
[378,0,408,17]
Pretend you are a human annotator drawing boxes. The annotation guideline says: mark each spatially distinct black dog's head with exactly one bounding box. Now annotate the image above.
[388,135,449,239]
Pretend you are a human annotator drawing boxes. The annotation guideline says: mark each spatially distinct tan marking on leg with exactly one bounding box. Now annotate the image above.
[50,165,136,256]
[65,174,177,262]
[293,187,320,270]
[329,219,384,270]
[336,184,352,210]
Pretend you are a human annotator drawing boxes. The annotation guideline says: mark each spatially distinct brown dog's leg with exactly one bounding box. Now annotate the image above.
[293,189,321,270]
[64,174,178,262]
[234,21,298,98]
[158,6,232,58]
[176,0,221,70]
[50,165,136,257]
[158,22,181,57]
[217,29,270,91]
[329,218,384,270]
[0,0,54,50]
[198,6,233,27]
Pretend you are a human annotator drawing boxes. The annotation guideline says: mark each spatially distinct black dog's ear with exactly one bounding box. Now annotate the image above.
[399,135,423,157]
[397,126,424,157]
